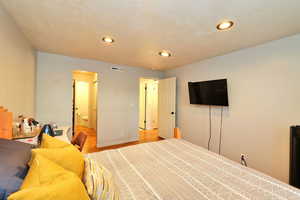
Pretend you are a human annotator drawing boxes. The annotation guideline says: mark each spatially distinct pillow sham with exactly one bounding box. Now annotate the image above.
[0,177,22,200]
[8,155,89,200]
[0,139,32,179]
[21,155,71,189]
[8,179,90,200]
[83,158,119,200]
[40,134,70,149]
[0,139,32,199]
[30,145,84,178]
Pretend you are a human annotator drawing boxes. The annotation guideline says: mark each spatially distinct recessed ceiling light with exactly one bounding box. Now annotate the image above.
[216,21,234,30]
[158,51,171,57]
[102,36,114,43]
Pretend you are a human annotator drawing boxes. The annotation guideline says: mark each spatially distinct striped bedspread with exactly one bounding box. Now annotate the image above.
[88,139,300,200]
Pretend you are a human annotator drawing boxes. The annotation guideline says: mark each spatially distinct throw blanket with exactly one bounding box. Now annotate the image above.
[88,139,300,200]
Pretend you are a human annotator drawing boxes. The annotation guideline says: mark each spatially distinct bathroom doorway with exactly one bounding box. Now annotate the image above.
[139,78,158,131]
[138,78,159,142]
[139,77,176,140]
[72,70,98,152]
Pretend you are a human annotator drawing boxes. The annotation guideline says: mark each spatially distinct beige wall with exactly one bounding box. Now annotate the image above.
[0,4,36,118]
[165,34,300,183]
[36,52,164,147]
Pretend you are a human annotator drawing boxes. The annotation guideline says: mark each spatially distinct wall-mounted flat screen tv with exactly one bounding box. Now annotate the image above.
[188,79,229,106]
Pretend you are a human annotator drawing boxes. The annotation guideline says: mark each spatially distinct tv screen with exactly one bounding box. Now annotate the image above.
[188,79,229,106]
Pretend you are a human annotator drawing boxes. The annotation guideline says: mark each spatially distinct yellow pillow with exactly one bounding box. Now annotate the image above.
[8,179,90,200]
[31,145,84,178]
[40,134,70,148]
[22,155,73,189]
[8,155,89,200]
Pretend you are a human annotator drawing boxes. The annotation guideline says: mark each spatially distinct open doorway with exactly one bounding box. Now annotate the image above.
[139,77,176,141]
[139,78,159,142]
[72,70,98,152]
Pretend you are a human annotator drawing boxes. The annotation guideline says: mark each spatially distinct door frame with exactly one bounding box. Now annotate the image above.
[72,70,99,136]
[72,80,76,136]
[139,77,159,131]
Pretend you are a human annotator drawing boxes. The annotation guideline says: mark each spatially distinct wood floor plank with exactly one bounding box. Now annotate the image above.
[75,126,163,153]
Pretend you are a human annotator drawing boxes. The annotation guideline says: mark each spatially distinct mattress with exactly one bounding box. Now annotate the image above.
[88,139,300,200]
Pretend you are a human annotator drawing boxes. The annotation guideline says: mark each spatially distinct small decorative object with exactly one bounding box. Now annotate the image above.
[40,124,55,136]
[22,118,32,134]
[15,115,40,136]
[38,124,55,145]
[28,118,39,126]
[0,106,13,139]
[51,123,58,129]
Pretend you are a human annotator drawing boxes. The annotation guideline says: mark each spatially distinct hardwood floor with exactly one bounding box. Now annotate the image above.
[75,126,163,153]
[74,125,97,153]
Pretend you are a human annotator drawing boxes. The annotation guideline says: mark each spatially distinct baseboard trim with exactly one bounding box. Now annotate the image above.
[97,137,138,148]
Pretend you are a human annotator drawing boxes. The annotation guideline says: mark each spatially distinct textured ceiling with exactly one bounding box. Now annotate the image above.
[1,0,300,70]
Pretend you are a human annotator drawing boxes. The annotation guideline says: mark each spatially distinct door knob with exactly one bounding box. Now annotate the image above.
[171,112,175,115]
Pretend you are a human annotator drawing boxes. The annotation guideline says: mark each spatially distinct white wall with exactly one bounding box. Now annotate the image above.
[165,34,300,183]
[0,4,36,118]
[36,52,164,147]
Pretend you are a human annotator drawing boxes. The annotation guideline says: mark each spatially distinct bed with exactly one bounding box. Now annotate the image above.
[88,139,300,200]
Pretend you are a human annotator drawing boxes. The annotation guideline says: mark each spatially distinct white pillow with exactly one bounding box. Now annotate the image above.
[83,158,119,200]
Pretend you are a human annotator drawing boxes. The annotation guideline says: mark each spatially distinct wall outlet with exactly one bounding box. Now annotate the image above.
[240,154,248,166]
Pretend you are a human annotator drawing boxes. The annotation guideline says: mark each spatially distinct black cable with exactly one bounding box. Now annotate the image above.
[218,106,223,155]
[208,105,212,150]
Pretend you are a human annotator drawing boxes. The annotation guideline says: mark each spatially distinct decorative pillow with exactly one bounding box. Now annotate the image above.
[40,134,70,149]
[8,179,90,200]
[21,155,72,189]
[0,139,32,199]
[83,158,119,200]
[0,177,22,200]
[0,139,32,179]
[30,145,84,178]
[8,155,89,200]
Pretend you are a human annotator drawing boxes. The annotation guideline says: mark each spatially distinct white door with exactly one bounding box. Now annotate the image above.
[158,77,176,138]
